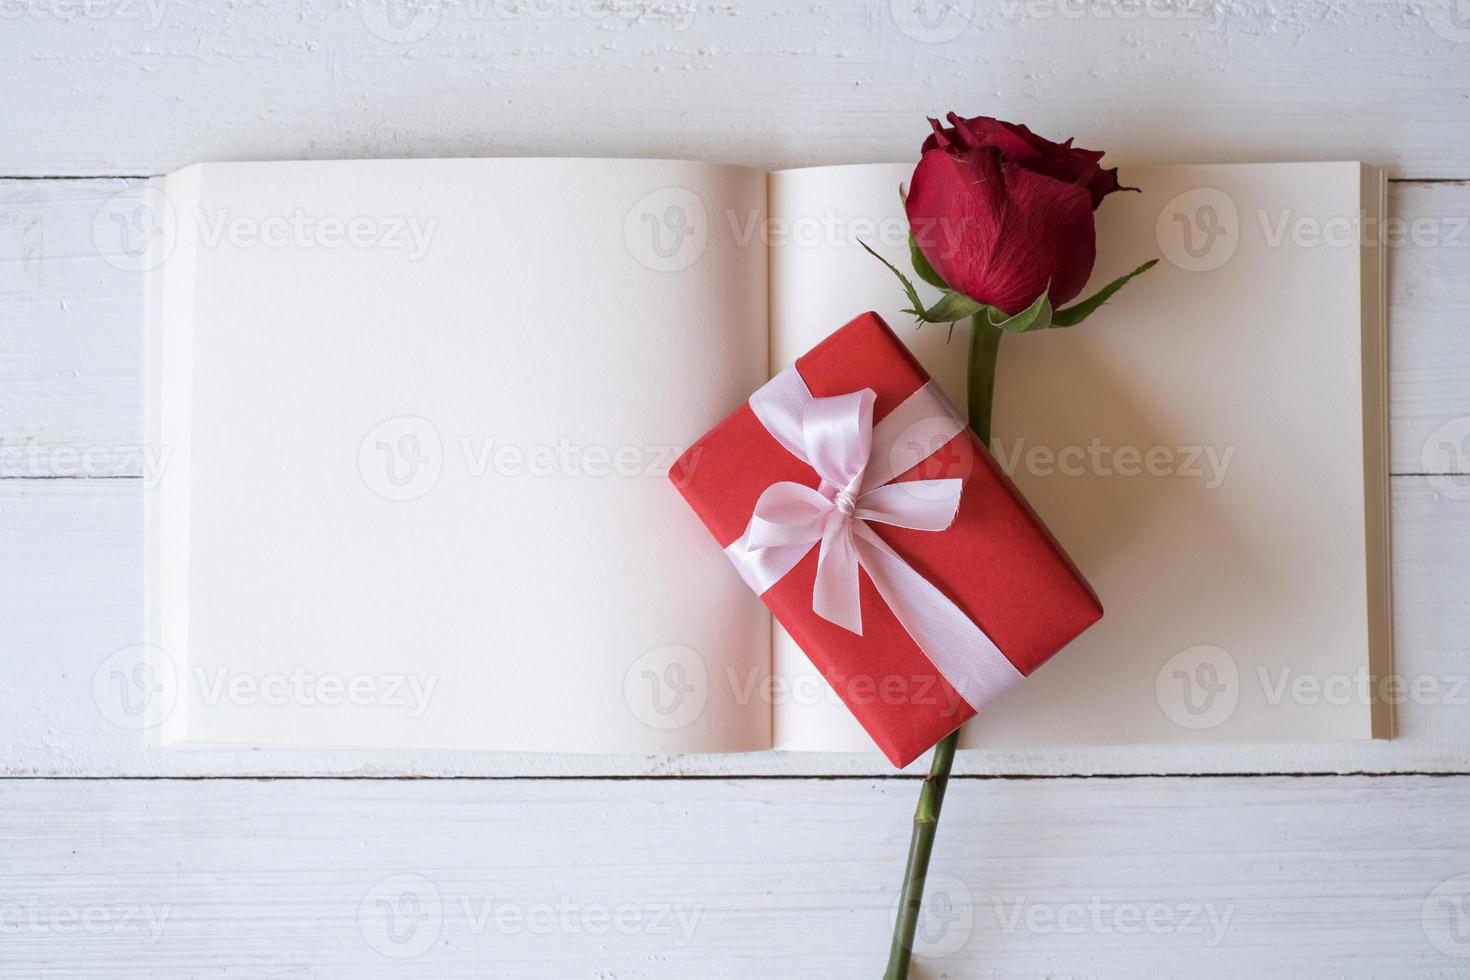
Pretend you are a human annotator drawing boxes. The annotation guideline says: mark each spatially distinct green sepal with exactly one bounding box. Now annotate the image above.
[859,239,928,318]
[986,287,1053,332]
[1051,259,1159,328]
[908,233,949,290]
[924,289,986,323]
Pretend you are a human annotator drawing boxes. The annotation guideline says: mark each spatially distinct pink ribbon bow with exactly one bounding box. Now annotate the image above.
[745,388,963,635]
[724,367,1024,713]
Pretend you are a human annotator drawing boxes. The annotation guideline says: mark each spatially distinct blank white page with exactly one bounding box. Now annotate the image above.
[768,161,1389,751]
[147,158,772,753]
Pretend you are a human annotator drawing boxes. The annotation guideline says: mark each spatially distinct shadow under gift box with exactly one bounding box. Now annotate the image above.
[672,312,1103,767]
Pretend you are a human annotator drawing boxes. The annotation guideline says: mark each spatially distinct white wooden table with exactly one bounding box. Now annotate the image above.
[4,2,1470,976]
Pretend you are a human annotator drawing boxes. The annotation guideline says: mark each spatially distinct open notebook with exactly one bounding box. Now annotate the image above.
[145,158,1390,752]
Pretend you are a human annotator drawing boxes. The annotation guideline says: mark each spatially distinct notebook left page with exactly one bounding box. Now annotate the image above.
[146,158,772,753]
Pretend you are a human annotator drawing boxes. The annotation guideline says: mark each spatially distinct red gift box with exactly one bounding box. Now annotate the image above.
[673,312,1102,766]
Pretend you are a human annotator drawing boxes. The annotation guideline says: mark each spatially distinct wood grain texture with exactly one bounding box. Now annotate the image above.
[3,476,1467,777]
[1,1,1470,178]
[1,776,1469,978]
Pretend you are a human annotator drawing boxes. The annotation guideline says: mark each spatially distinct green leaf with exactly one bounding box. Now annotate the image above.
[860,238,986,326]
[923,290,985,323]
[1051,259,1159,328]
[986,287,1053,332]
[908,232,949,290]
[859,239,928,319]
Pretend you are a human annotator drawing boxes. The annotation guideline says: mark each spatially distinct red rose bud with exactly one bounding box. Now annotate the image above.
[907,113,1134,316]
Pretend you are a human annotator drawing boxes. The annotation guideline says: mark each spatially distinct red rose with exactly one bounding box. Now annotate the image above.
[907,113,1133,316]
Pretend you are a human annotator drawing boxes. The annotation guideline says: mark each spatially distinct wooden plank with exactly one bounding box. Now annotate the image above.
[0,774,1466,977]
[0,179,142,479]
[2,475,1466,777]
[2,1,1470,178]
[3,177,1469,478]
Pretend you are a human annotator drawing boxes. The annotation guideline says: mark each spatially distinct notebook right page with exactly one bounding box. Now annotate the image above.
[768,161,1390,750]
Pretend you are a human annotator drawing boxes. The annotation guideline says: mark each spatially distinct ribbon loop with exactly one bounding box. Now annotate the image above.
[725,366,1024,716]
[801,388,875,496]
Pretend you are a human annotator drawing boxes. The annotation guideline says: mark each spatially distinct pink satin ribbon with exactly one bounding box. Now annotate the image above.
[725,368,1023,713]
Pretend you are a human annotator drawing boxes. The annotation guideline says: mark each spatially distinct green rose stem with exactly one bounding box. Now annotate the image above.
[883,312,1001,980]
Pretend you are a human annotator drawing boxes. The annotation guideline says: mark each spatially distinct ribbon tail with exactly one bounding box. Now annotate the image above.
[851,523,1022,713]
[854,479,963,532]
[813,521,864,635]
